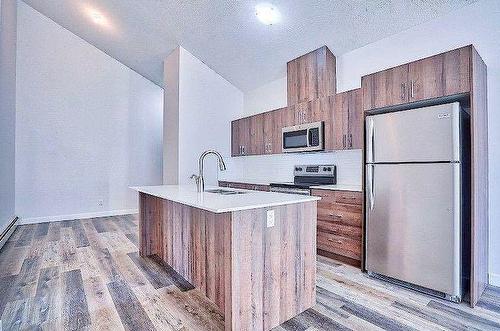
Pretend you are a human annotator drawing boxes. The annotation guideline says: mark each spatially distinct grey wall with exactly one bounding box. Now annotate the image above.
[0,0,17,232]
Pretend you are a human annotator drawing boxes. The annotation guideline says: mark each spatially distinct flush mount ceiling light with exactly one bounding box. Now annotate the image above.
[87,9,107,26]
[255,3,281,25]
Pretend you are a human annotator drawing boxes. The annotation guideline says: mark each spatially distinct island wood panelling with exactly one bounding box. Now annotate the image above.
[139,192,317,330]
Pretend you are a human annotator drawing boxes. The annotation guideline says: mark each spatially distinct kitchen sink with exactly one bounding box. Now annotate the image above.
[205,189,248,195]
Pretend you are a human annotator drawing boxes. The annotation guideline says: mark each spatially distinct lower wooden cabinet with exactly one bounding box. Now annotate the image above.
[311,188,362,267]
[218,181,270,192]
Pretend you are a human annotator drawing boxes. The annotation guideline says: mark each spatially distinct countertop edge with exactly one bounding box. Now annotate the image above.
[131,186,321,213]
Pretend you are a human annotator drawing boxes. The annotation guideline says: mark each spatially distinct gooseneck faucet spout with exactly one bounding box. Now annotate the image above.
[191,150,227,192]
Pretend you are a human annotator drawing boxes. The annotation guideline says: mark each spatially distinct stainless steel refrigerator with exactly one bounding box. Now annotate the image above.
[365,102,470,302]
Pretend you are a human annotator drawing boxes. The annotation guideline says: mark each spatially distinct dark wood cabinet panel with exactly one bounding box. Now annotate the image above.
[312,96,339,151]
[263,108,283,154]
[238,117,250,156]
[347,89,363,149]
[231,120,240,157]
[362,46,472,111]
[409,46,471,102]
[287,46,336,106]
[249,113,264,155]
[361,64,409,111]
[470,46,488,307]
[311,189,362,267]
[332,89,362,150]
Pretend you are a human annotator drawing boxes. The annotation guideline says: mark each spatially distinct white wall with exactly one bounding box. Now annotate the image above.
[0,0,17,232]
[239,0,500,285]
[15,2,163,222]
[163,47,244,186]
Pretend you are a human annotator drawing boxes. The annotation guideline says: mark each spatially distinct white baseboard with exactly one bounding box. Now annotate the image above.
[19,209,138,225]
[490,273,500,287]
[0,216,19,250]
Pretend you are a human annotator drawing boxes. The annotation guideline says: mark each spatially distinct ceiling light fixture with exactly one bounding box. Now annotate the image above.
[255,3,281,25]
[88,9,107,26]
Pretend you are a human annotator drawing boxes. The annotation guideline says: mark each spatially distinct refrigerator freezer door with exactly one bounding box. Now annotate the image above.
[366,163,461,297]
[366,102,461,163]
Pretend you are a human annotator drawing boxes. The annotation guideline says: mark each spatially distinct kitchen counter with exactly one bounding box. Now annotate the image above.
[131,184,319,213]
[134,184,318,330]
[310,184,362,192]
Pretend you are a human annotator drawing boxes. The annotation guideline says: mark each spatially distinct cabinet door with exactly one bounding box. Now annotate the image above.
[311,97,335,151]
[249,114,264,155]
[263,108,283,154]
[231,120,240,157]
[333,93,349,150]
[408,47,470,102]
[292,101,312,124]
[361,64,408,111]
[281,105,296,128]
[347,89,363,149]
[287,46,336,106]
[238,117,250,156]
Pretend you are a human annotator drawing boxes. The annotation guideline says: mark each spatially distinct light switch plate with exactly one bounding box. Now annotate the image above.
[266,210,275,227]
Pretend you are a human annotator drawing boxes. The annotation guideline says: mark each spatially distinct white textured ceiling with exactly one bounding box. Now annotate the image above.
[22,0,477,91]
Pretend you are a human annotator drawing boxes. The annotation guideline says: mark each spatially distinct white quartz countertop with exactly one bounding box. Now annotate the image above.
[309,184,362,192]
[131,185,320,213]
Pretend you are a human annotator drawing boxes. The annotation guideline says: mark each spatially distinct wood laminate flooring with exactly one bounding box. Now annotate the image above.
[0,214,499,330]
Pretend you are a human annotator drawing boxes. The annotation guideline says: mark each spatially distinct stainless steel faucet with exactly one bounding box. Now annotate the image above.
[191,150,227,192]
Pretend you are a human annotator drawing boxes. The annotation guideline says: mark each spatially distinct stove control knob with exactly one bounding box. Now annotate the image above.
[295,167,302,172]
[323,167,327,171]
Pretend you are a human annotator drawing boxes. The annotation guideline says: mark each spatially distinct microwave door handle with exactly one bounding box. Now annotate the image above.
[306,128,311,147]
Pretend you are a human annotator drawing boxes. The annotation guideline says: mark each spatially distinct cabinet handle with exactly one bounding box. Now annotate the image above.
[342,135,346,148]
[410,80,415,99]
[349,134,353,148]
[239,146,242,155]
[401,82,406,100]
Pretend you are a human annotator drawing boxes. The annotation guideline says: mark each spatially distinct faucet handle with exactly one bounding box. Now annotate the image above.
[190,174,200,181]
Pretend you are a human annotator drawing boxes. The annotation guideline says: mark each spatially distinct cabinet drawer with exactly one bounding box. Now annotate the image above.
[317,205,362,227]
[334,191,362,205]
[317,220,361,239]
[317,231,361,260]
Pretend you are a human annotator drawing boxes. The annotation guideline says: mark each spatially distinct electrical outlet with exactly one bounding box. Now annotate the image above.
[266,210,275,227]
[98,199,104,208]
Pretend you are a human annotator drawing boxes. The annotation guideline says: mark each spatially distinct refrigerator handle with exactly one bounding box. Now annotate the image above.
[368,164,375,211]
[367,118,375,162]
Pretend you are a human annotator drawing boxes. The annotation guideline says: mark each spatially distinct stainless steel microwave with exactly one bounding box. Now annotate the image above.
[282,121,324,153]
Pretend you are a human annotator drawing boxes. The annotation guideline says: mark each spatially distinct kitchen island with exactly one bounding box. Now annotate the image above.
[132,185,319,330]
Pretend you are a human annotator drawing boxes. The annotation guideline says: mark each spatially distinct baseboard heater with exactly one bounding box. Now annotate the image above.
[0,216,19,249]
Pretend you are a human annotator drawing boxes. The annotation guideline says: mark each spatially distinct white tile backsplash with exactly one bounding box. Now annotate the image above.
[219,150,362,185]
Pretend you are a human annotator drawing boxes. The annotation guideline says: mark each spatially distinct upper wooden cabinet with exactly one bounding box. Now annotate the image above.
[287,46,336,106]
[362,46,471,111]
[231,117,250,156]
[249,113,264,155]
[263,108,284,154]
[361,64,408,111]
[334,89,362,150]
[408,46,471,102]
